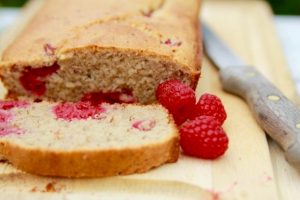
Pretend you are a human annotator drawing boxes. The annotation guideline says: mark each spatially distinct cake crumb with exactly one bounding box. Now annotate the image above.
[53,131,63,140]
[29,182,66,193]
[30,186,38,192]
[45,182,56,192]
[43,182,66,193]
[142,10,153,17]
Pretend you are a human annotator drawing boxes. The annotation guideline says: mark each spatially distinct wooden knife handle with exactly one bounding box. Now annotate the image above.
[220,66,300,169]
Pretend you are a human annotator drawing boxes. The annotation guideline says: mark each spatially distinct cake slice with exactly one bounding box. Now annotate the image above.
[0,0,201,104]
[0,100,179,178]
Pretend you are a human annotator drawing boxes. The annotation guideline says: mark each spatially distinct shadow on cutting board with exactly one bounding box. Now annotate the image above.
[0,164,214,200]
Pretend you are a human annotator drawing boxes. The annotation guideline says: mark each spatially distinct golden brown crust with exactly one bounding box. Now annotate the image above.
[191,18,203,90]
[0,136,178,178]
[1,0,201,72]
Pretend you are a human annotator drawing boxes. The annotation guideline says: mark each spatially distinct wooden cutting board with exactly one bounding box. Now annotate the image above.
[1,0,300,199]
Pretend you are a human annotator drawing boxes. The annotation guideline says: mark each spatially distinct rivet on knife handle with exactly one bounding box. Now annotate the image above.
[220,66,300,168]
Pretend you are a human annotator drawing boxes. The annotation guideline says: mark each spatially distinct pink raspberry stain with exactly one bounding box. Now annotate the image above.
[207,181,238,200]
[53,101,106,121]
[43,43,56,56]
[0,100,26,123]
[0,126,24,136]
[0,101,27,136]
[132,119,156,131]
[0,100,29,110]
[19,63,60,96]
[0,110,13,123]
[81,89,135,105]
[262,171,273,182]
[162,38,182,47]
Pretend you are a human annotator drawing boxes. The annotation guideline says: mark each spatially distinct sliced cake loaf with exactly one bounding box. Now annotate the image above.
[0,0,202,104]
[0,100,179,178]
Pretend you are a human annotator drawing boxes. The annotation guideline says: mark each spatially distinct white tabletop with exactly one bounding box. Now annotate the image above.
[0,9,299,97]
[0,8,19,34]
[275,16,300,96]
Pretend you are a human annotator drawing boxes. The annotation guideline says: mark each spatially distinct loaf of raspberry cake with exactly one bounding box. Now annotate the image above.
[0,100,179,177]
[0,0,202,104]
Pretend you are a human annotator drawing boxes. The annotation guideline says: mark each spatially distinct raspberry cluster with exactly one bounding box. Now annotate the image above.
[156,79,228,159]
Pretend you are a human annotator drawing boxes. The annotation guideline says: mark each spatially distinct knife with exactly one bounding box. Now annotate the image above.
[202,23,300,169]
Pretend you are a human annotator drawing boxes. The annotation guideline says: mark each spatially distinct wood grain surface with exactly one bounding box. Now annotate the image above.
[219,65,300,169]
[203,1,300,199]
[0,0,299,199]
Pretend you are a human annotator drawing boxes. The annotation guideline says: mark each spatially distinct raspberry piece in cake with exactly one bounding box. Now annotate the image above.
[82,89,135,105]
[53,101,106,121]
[19,63,60,96]
[163,39,182,47]
[132,119,156,131]
[0,100,28,110]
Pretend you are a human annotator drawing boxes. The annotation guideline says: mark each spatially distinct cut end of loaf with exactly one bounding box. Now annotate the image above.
[0,0,202,103]
[0,101,179,177]
[0,48,200,104]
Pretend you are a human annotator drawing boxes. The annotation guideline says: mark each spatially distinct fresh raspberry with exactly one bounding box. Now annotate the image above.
[19,63,60,96]
[81,89,135,105]
[53,101,106,121]
[156,79,196,125]
[180,116,228,159]
[190,93,227,125]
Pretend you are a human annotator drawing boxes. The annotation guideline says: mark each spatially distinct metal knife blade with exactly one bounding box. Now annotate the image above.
[202,23,245,69]
[202,23,300,170]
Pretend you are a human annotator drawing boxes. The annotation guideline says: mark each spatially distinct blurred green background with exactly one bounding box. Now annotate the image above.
[0,0,300,15]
